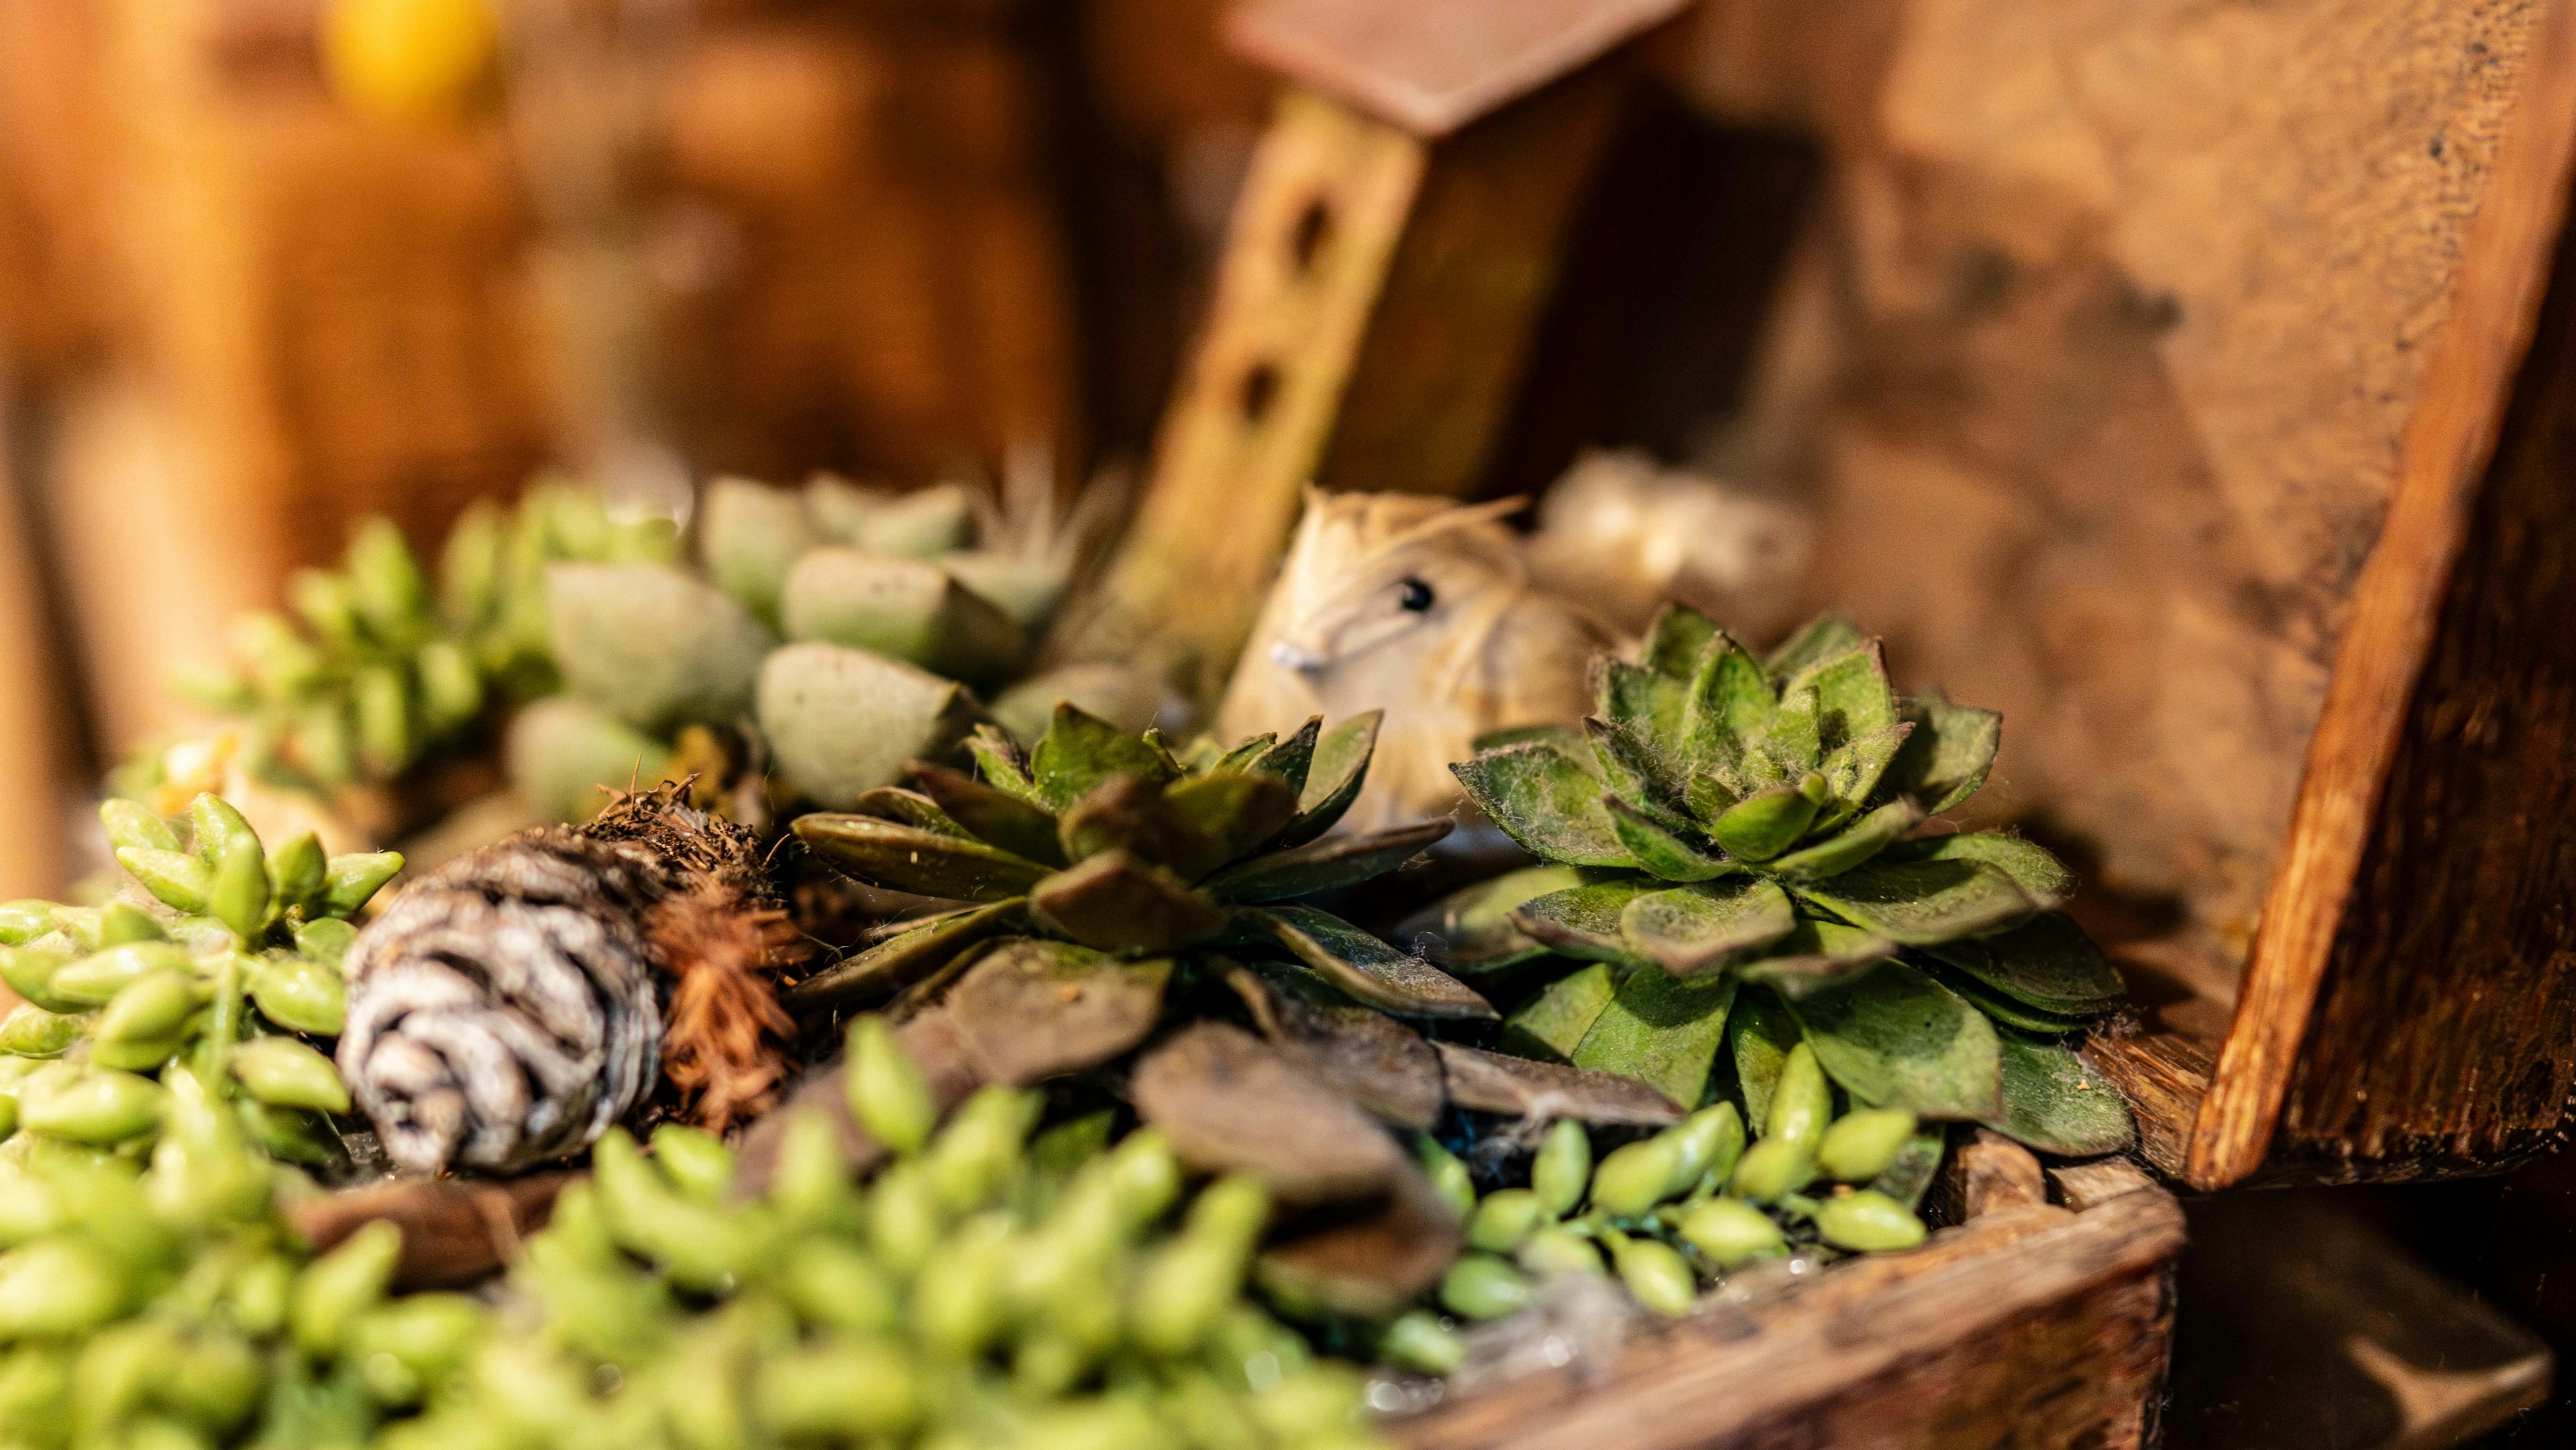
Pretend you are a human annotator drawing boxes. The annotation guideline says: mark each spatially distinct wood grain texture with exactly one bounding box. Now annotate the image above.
[2191,0,2576,1188]
[1397,1184,2182,1450]
[1226,0,1686,138]
[2265,188,2576,1185]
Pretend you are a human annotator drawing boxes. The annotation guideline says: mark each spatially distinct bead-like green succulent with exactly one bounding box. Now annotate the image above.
[788,705,1490,1021]
[1436,607,2131,1151]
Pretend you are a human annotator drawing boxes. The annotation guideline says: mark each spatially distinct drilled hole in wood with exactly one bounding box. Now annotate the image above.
[1240,362,1280,424]
[1290,197,1332,272]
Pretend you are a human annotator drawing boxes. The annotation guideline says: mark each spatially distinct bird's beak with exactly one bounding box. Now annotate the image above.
[1270,639,1330,677]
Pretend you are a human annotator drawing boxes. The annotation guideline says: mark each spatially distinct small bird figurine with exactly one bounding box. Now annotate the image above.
[1219,491,1618,835]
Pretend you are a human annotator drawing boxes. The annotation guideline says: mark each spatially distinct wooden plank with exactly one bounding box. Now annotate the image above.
[1226,0,1688,138]
[2190,0,2576,1190]
[1048,89,1428,699]
[1397,1184,2182,1450]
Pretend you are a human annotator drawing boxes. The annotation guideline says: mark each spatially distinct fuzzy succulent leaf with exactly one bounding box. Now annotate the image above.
[1778,962,2003,1121]
[902,762,1065,866]
[1597,661,1690,766]
[1500,961,1617,1063]
[1199,821,1452,904]
[1393,864,1586,975]
[1680,637,1776,777]
[1509,879,1652,965]
[1984,1031,2134,1155]
[1603,796,1734,882]
[1880,688,2000,815]
[785,899,1028,1008]
[1929,964,2091,1035]
[963,726,1042,805]
[1921,913,2125,1019]
[1448,742,1632,868]
[1642,603,1721,678]
[1025,851,1228,953]
[1729,988,1800,1127]
[1886,833,2074,909]
[1585,716,1688,816]
[1766,798,1925,880]
[1733,917,1898,998]
[1707,775,1826,862]
[1764,615,1868,684]
[1230,906,1495,1020]
[1790,856,2037,944]
[1615,879,1797,977]
[1267,711,1381,850]
[1028,704,1179,809]
[1568,970,1737,1112]
[790,815,1050,902]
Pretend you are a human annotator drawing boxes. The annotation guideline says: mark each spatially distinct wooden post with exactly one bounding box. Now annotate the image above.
[1051,0,1686,705]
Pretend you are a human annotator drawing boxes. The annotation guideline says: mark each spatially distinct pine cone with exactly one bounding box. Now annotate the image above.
[339,786,801,1176]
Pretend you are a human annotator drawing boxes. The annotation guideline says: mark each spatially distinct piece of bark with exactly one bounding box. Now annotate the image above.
[1130,1021,1405,1206]
[1434,1040,1684,1125]
[730,1006,983,1195]
[1931,1128,2049,1223]
[288,1173,572,1289]
[1256,1164,1464,1320]
[1229,964,1446,1129]
[2048,1159,2157,1212]
[945,939,1175,1086]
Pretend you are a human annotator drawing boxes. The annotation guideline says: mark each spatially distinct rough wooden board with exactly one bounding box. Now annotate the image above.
[1396,1184,2182,1450]
[1226,0,1688,137]
[2268,156,2576,1186]
[2081,1027,2212,1182]
[2190,0,2576,1189]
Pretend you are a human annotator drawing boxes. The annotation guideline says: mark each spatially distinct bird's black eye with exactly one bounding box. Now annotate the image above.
[1398,577,1435,613]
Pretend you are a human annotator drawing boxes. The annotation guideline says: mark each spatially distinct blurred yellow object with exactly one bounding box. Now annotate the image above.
[321,0,500,124]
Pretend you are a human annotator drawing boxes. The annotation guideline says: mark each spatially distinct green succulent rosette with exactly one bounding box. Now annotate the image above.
[785,705,1490,1021]
[1436,607,2133,1155]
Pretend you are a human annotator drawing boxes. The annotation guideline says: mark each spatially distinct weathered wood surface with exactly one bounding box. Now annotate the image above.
[1397,1172,2182,1450]
[1664,0,2576,1186]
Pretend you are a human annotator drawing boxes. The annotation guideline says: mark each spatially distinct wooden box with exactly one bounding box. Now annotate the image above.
[1660,0,2576,1190]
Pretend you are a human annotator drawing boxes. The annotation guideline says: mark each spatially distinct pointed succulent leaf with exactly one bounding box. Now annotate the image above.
[1228,964,1444,1129]
[1162,770,1302,874]
[1241,717,1321,796]
[1596,660,1689,761]
[784,899,1029,1009]
[1764,615,1867,684]
[1709,775,1827,862]
[1762,680,1823,775]
[1509,878,1653,966]
[1729,988,1800,1127]
[1888,833,2074,909]
[1214,733,1277,772]
[1793,856,2038,945]
[1983,1031,2134,1156]
[1267,711,1381,850]
[1449,743,1633,868]
[1500,962,1618,1062]
[1680,636,1777,776]
[1570,970,1739,1113]
[1799,643,1900,756]
[1474,721,1588,755]
[964,725,1044,805]
[1201,820,1452,904]
[1927,962,2091,1035]
[1026,850,1228,953]
[1603,797,1733,882]
[945,940,1174,1088]
[1880,688,2000,813]
[1391,864,1587,974]
[1684,768,1748,825]
[792,815,1051,902]
[1921,912,2125,1018]
[1641,603,1721,678]
[845,788,973,839]
[1818,721,1914,829]
[1234,906,1496,1020]
[1058,775,1226,877]
[1869,1129,1949,1212]
[1768,798,1925,880]
[1028,704,1179,809]
[1779,961,2004,1121]
[904,762,1066,866]
[1433,1041,1684,1125]
[1733,917,1897,998]
[1617,878,1797,977]
[1584,717,1688,818]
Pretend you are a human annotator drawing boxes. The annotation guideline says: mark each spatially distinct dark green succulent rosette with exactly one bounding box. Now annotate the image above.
[1432,607,2133,1155]
[785,705,1492,1021]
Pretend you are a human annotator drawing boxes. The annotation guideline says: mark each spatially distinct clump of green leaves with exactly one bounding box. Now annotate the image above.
[788,705,1485,1021]
[1438,607,2131,1155]
[159,484,679,794]
[0,794,400,1166]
